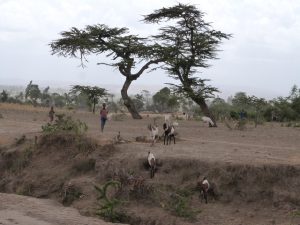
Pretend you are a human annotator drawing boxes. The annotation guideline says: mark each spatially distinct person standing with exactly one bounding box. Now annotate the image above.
[100,103,108,132]
[49,106,55,123]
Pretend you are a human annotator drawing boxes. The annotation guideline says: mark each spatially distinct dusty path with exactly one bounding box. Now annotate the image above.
[0,193,124,225]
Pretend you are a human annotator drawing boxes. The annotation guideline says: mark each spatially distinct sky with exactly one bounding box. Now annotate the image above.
[0,0,300,99]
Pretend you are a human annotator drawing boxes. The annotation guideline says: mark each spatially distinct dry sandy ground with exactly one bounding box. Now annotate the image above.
[0,193,124,225]
[1,104,300,225]
[1,104,299,166]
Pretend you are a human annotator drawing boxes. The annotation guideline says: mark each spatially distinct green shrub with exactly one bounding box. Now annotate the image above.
[41,113,88,135]
[292,210,300,217]
[95,180,123,223]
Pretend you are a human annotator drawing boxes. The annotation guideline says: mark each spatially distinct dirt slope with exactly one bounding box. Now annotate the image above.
[0,193,125,225]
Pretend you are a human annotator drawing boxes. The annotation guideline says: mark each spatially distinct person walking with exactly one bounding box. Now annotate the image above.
[100,103,108,132]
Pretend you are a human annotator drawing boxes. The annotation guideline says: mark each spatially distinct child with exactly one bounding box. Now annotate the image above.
[100,103,108,132]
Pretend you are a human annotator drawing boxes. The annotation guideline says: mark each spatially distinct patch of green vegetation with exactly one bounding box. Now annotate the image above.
[291,210,300,217]
[95,180,125,223]
[41,113,88,135]
[168,192,200,221]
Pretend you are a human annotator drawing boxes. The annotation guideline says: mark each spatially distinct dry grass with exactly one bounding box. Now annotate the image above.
[0,103,49,112]
[0,102,70,114]
[1,104,300,224]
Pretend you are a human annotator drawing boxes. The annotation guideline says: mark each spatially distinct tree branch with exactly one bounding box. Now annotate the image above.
[131,59,163,80]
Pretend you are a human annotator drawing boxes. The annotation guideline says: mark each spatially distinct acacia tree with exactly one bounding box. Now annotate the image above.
[143,4,231,126]
[50,25,163,119]
[70,85,108,113]
[152,87,179,113]
[25,80,41,106]
[0,90,8,102]
[249,96,267,128]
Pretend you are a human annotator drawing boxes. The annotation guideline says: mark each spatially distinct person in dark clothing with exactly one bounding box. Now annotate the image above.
[49,106,55,123]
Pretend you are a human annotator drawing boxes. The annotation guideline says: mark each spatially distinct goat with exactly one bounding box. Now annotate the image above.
[148,151,156,178]
[198,177,216,204]
[201,116,215,127]
[163,123,175,145]
[201,177,210,204]
[148,124,159,146]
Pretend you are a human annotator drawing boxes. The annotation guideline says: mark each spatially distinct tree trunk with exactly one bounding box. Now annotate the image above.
[194,97,217,127]
[121,78,142,119]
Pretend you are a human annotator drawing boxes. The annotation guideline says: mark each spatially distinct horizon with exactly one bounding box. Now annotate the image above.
[0,79,293,101]
[1,0,299,101]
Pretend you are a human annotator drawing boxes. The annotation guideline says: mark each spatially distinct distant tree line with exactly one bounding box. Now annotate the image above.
[1,81,300,123]
[0,81,108,112]
[209,85,300,123]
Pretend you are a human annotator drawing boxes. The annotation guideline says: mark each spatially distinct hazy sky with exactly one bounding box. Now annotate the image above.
[1,0,299,99]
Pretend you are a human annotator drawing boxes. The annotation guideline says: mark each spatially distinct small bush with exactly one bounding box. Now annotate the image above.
[62,184,82,206]
[41,113,88,135]
[128,176,154,200]
[0,113,3,119]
